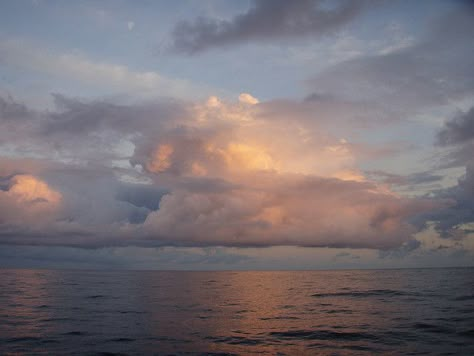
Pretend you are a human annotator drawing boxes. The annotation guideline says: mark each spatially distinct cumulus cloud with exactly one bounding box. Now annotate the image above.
[0,93,444,249]
[0,174,61,227]
[169,0,373,54]
[144,175,439,249]
[129,94,439,249]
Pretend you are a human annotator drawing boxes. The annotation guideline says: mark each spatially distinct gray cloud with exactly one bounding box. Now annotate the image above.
[437,107,474,146]
[309,5,474,117]
[417,106,474,237]
[170,0,373,54]
[0,95,30,120]
[435,107,474,169]
[366,170,444,187]
[0,245,251,270]
[416,165,474,238]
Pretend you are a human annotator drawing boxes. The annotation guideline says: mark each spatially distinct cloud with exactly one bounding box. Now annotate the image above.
[0,245,251,269]
[366,170,443,187]
[143,174,438,249]
[437,107,474,146]
[308,5,474,117]
[417,107,474,238]
[434,106,474,169]
[169,0,373,54]
[130,94,440,249]
[0,174,61,227]
[0,38,208,98]
[0,95,30,120]
[0,93,444,249]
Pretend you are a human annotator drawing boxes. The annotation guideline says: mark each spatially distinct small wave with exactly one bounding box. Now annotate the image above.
[311,289,417,298]
[412,323,453,334]
[107,337,136,343]
[458,329,474,337]
[309,342,376,352]
[86,295,106,299]
[5,336,41,343]
[325,309,353,314]
[260,316,300,320]
[118,310,145,315]
[453,295,474,301]
[40,317,73,322]
[205,335,265,346]
[269,329,378,341]
[145,336,192,343]
[62,331,87,336]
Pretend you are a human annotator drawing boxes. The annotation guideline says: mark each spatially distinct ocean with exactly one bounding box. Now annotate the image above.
[0,268,472,355]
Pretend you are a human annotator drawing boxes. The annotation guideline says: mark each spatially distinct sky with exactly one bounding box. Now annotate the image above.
[0,0,473,270]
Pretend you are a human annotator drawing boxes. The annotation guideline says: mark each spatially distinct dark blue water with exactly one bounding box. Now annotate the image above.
[0,268,472,355]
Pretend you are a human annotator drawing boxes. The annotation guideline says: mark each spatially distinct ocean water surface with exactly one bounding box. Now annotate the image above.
[0,268,473,355]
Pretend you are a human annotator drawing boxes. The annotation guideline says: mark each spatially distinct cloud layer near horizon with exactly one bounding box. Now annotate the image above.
[0,93,445,249]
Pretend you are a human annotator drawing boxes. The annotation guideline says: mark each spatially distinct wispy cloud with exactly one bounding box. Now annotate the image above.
[0,38,210,98]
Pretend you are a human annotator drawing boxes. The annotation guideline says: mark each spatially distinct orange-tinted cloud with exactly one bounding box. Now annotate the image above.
[0,174,61,225]
[135,94,441,248]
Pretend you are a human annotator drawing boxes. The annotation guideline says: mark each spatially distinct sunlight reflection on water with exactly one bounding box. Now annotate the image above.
[0,268,473,355]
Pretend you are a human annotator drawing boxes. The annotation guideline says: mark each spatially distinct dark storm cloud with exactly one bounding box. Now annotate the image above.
[170,0,373,54]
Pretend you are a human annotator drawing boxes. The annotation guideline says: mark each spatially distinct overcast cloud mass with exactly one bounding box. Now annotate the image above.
[0,0,473,269]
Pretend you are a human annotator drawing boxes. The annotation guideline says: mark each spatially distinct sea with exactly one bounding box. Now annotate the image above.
[0,268,472,355]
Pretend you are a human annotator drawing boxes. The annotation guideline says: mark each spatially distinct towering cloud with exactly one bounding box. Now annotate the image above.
[0,94,442,249]
[132,94,439,248]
